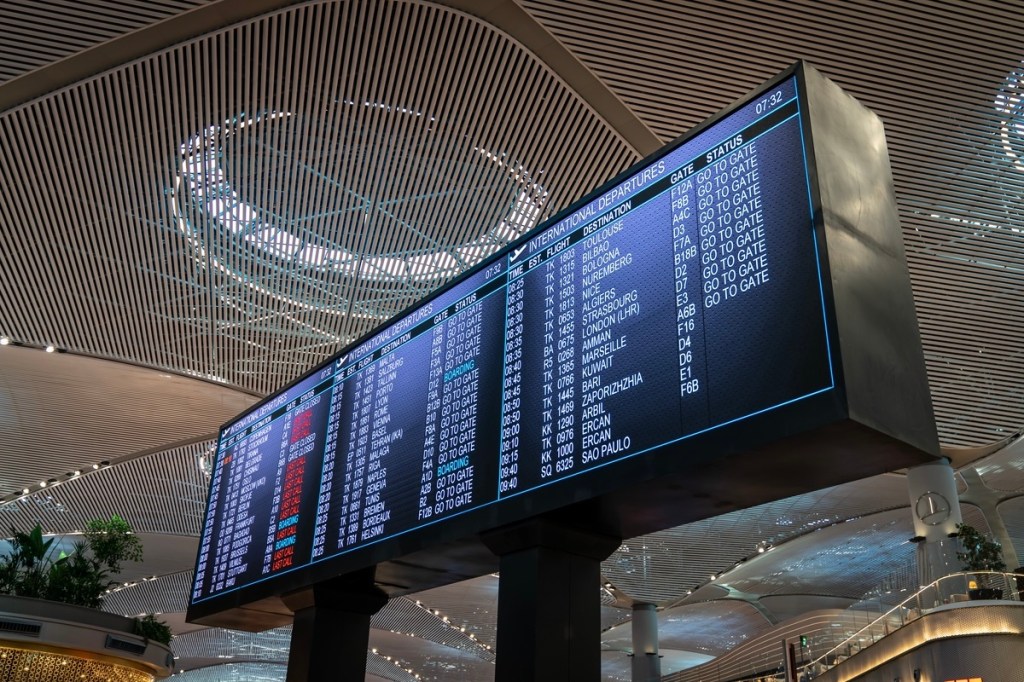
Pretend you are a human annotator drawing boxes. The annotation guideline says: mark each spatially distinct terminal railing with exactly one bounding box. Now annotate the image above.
[665,571,1024,682]
[802,571,1023,678]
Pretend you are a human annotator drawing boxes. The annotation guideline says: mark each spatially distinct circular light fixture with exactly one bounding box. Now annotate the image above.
[45,344,56,353]
[171,109,546,316]
[0,336,10,345]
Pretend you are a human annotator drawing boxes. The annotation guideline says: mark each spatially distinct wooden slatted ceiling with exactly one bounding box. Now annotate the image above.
[0,0,213,85]
[2,0,1018,449]
[103,570,194,617]
[0,440,213,536]
[0,0,636,401]
[2,2,1024,678]
[2,0,1019,447]
[519,0,1024,447]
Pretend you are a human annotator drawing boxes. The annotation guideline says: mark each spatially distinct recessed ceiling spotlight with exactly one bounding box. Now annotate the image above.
[0,336,10,345]
[21,488,29,495]
[709,573,717,580]
[45,344,56,353]
[73,470,81,476]
[39,481,47,487]
[92,463,100,469]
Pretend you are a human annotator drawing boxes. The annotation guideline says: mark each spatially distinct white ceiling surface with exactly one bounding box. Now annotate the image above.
[0,346,257,499]
[1,1,1024,680]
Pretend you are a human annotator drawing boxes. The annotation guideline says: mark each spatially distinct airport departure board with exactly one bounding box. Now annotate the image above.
[191,72,835,606]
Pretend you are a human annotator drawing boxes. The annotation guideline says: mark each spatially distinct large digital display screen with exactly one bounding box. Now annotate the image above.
[191,71,834,607]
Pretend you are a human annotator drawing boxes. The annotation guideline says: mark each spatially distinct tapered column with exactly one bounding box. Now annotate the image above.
[282,568,388,682]
[483,518,620,681]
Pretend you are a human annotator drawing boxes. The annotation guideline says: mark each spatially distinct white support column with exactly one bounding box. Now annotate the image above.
[631,602,660,682]
[907,458,962,586]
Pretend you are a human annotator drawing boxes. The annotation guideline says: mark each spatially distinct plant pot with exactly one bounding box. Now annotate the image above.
[0,595,172,680]
[967,587,1002,600]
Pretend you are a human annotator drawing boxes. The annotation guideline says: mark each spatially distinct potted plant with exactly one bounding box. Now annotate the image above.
[955,522,1007,599]
[0,515,172,644]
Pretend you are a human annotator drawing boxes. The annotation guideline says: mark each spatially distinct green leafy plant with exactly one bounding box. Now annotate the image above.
[955,522,1006,572]
[0,515,144,608]
[83,515,143,574]
[133,613,173,645]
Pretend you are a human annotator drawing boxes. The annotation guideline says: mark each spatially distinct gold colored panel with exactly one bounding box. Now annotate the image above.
[0,644,155,682]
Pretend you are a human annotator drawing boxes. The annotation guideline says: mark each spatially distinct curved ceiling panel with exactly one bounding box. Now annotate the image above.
[171,626,291,666]
[167,661,287,681]
[0,440,214,536]
[0,346,253,498]
[603,599,771,659]
[371,597,494,662]
[410,574,499,650]
[519,0,1024,447]
[103,570,194,618]
[677,509,918,606]
[368,629,494,681]
[960,501,993,533]
[756,594,856,624]
[0,0,638,398]
[977,436,1024,492]
[601,473,910,604]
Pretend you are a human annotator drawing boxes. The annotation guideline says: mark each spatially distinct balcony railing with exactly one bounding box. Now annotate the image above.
[802,571,1023,678]
[666,571,1024,682]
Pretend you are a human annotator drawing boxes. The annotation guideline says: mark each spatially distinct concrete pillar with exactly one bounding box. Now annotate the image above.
[630,602,660,682]
[483,518,620,682]
[282,568,387,682]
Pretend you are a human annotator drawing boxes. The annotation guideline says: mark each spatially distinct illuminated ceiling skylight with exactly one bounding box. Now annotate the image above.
[997,61,1024,172]
[171,108,547,313]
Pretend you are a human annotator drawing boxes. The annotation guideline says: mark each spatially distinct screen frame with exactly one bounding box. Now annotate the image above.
[188,60,849,619]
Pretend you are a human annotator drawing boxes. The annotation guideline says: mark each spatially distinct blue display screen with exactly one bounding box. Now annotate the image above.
[191,73,833,605]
